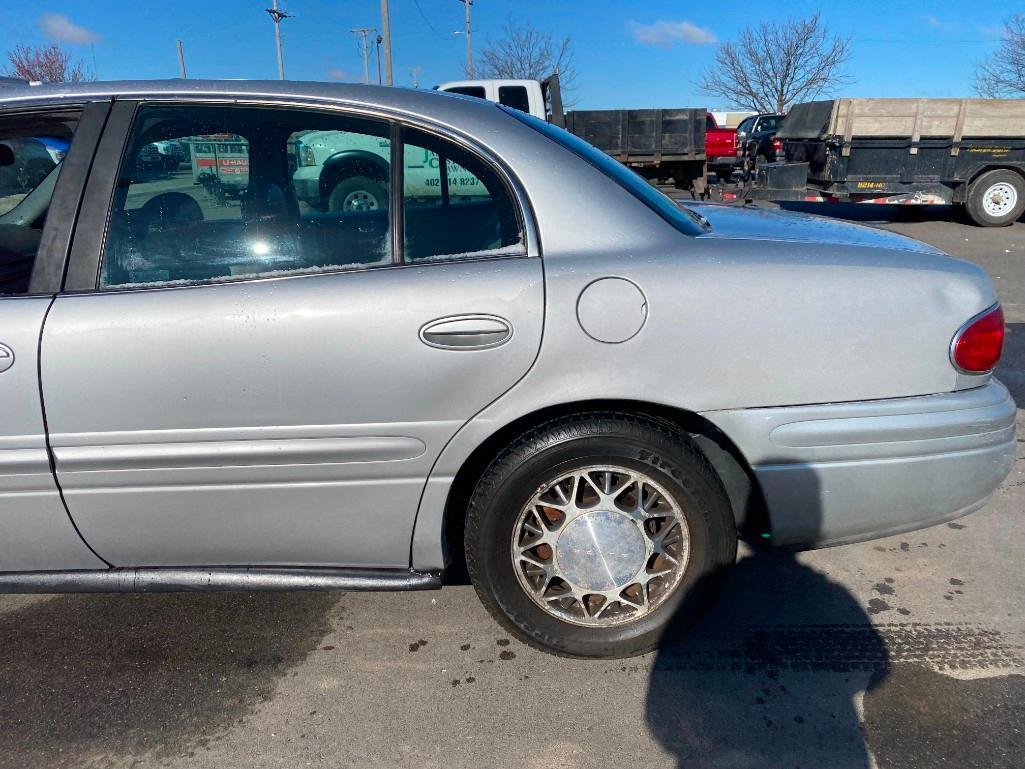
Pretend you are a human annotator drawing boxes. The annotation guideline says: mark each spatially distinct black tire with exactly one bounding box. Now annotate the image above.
[965,169,1025,227]
[465,412,737,658]
[327,175,388,213]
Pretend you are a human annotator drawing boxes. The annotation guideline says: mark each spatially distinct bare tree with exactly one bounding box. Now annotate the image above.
[975,13,1025,97]
[5,43,92,83]
[475,19,576,100]
[699,14,851,113]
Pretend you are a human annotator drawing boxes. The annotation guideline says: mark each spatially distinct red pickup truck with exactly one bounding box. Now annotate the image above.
[705,113,737,181]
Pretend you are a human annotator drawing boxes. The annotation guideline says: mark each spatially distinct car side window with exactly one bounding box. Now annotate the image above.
[0,116,77,294]
[100,105,392,289]
[736,117,754,134]
[402,128,523,263]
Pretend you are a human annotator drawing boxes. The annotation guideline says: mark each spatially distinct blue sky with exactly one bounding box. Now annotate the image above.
[0,1,1013,109]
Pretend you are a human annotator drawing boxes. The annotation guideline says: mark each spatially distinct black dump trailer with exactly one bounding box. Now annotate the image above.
[563,108,707,194]
[756,98,1025,226]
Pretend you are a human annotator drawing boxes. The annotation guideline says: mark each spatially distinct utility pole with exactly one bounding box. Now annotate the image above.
[376,34,383,85]
[350,28,375,84]
[176,39,187,79]
[409,65,423,88]
[458,0,473,78]
[379,0,394,85]
[265,1,291,80]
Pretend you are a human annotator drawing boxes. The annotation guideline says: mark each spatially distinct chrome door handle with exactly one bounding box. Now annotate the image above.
[420,315,512,350]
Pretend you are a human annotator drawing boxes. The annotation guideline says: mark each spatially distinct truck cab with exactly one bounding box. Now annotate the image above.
[435,79,547,120]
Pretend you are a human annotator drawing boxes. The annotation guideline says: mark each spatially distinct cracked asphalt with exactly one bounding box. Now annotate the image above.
[0,206,1022,769]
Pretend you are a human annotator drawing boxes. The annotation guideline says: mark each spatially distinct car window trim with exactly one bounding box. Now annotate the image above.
[389,122,403,264]
[62,97,538,294]
[63,99,139,292]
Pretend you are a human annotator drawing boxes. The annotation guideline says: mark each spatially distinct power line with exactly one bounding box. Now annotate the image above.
[412,0,454,41]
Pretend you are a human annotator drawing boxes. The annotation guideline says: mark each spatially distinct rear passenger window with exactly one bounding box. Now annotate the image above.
[402,129,523,262]
[100,105,392,288]
[498,86,530,114]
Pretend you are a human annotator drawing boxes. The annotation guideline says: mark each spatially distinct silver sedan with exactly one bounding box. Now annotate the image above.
[0,79,1014,658]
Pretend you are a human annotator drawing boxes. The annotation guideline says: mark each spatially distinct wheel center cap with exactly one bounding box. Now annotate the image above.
[555,510,646,592]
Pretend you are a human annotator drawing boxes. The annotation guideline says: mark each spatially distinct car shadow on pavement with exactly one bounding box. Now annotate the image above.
[644,454,1025,769]
[0,591,338,769]
[645,461,885,768]
[645,549,887,769]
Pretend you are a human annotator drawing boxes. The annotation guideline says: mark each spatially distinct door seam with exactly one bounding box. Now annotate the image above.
[37,295,113,567]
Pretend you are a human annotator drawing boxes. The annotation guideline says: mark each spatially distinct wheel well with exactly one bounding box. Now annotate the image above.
[967,165,1025,188]
[319,155,389,205]
[441,400,771,575]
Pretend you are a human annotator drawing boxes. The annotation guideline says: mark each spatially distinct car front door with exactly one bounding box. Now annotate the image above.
[40,100,543,568]
[0,101,111,571]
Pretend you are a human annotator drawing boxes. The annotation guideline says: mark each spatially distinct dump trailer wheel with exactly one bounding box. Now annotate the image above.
[965,169,1025,227]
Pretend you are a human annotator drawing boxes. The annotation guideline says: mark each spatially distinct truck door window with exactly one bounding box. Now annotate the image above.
[498,86,530,114]
[99,105,393,289]
[0,114,77,294]
[444,86,486,99]
[402,128,523,262]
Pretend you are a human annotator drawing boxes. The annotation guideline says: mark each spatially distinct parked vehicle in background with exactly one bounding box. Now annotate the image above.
[736,113,786,168]
[437,75,709,193]
[763,98,1025,226]
[153,140,186,170]
[185,134,249,202]
[0,80,1015,660]
[136,140,186,173]
[292,128,489,212]
[705,112,737,181]
[709,110,757,128]
[435,78,544,117]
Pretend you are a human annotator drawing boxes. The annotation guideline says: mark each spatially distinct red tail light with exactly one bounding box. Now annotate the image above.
[772,137,783,152]
[951,304,1004,374]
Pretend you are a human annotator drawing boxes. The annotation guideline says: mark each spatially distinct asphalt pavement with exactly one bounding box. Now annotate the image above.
[0,204,1022,769]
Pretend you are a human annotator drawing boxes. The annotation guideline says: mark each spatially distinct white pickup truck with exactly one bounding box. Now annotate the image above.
[292,127,492,213]
[291,78,553,212]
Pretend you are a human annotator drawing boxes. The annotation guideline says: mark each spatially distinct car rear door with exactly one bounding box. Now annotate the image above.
[40,99,543,569]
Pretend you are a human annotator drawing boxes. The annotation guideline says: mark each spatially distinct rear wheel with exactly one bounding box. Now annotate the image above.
[465,413,737,658]
[965,169,1025,227]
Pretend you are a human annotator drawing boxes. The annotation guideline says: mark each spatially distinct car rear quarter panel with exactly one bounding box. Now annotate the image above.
[412,125,999,568]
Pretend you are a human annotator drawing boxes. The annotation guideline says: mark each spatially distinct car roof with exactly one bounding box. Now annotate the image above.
[0,79,508,131]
